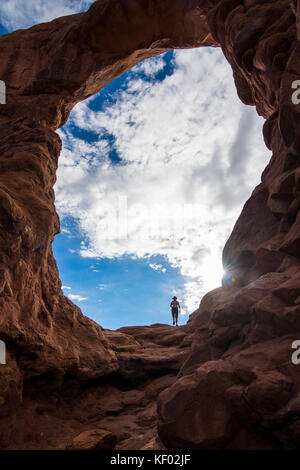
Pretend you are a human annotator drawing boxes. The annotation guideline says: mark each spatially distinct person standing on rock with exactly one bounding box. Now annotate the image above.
[170,296,180,326]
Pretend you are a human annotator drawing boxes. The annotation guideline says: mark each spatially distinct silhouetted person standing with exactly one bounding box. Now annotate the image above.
[170,296,180,326]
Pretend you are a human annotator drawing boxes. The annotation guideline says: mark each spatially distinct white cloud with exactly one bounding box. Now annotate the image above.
[68,293,88,302]
[149,263,161,270]
[136,56,166,77]
[54,48,271,315]
[0,0,93,31]
[149,263,167,273]
[62,285,88,302]
[98,284,110,291]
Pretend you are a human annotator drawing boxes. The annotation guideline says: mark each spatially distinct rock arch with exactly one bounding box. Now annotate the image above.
[0,0,300,449]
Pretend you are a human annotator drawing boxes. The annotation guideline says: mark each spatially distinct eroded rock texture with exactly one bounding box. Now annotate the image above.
[1,0,300,449]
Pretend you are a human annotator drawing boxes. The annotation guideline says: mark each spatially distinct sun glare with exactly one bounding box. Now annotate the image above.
[202,254,224,293]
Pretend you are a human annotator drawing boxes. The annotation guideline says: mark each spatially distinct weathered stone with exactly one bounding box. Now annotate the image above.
[68,429,117,450]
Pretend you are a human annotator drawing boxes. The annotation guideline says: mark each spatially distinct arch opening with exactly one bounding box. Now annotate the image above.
[52,47,270,329]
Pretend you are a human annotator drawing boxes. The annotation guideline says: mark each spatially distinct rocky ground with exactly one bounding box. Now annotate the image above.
[5,324,192,450]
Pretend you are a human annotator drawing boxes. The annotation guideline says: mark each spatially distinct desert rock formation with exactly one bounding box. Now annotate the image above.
[1,0,300,449]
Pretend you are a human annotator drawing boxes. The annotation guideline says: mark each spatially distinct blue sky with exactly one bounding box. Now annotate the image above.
[53,51,189,329]
[0,1,271,329]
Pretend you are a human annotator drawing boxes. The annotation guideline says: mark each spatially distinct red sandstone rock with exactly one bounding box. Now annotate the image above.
[1,0,300,450]
[158,360,239,449]
[67,429,117,450]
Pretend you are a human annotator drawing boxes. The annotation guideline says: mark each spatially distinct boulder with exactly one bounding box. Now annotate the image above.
[68,429,117,450]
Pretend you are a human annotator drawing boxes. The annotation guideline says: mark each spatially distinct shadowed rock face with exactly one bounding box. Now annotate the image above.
[1,0,300,449]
